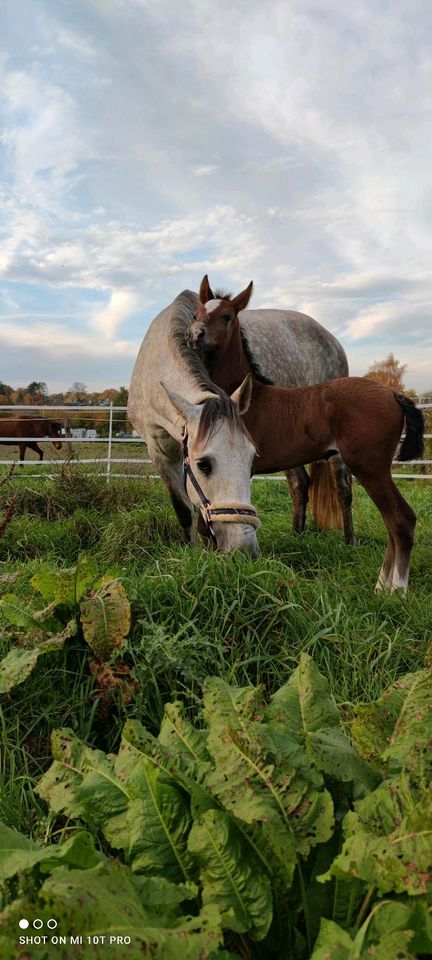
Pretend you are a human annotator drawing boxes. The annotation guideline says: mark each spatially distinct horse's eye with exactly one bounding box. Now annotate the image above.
[221,315,231,324]
[192,314,197,320]
[197,458,212,477]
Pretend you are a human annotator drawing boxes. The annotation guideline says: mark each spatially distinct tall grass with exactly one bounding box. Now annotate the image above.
[0,468,430,836]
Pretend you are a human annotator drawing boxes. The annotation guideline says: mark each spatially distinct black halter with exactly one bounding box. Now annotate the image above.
[181,427,260,546]
[181,427,217,544]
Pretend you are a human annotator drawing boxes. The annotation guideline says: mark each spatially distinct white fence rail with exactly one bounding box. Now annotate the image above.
[1,402,431,481]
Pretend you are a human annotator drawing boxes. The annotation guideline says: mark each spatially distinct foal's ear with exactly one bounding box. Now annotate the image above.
[230,374,253,415]
[232,281,253,315]
[199,275,215,304]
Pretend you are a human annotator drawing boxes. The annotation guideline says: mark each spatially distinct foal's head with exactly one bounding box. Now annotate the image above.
[190,275,253,354]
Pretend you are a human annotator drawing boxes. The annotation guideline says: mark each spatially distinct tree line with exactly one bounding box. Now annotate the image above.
[0,358,430,438]
[0,383,130,433]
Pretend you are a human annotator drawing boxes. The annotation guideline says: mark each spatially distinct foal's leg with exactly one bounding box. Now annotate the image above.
[286,467,310,534]
[375,534,396,593]
[356,473,416,593]
[330,456,356,545]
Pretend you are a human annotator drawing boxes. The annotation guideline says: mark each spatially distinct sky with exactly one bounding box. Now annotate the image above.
[1,0,432,394]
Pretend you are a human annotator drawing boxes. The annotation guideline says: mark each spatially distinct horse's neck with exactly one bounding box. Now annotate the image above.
[207,322,251,393]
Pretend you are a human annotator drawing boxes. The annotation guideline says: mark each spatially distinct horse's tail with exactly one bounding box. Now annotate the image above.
[309,461,344,531]
[395,394,425,461]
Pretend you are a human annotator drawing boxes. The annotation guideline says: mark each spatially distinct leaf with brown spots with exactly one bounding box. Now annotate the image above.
[80,577,131,661]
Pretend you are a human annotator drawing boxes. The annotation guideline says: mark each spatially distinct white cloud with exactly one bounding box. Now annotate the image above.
[91,289,140,338]
[0,62,90,211]
[192,164,219,176]
[0,319,138,359]
[0,204,264,291]
[1,0,431,392]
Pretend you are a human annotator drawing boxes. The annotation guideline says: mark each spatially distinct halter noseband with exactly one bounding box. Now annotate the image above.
[181,427,260,545]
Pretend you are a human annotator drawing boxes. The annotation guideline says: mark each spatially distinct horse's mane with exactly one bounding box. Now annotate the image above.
[196,393,248,444]
[213,288,232,300]
[169,290,217,393]
[239,330,274,385]
[168,289,250,442]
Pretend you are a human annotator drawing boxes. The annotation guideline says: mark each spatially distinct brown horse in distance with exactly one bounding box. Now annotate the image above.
[0,416,63,463]
[190,277,424,592]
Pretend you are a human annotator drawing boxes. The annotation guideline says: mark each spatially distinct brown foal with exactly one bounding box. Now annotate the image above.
[190,277,424,592]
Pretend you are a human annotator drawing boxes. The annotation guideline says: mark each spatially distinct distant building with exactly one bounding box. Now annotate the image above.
[70,428,98,439]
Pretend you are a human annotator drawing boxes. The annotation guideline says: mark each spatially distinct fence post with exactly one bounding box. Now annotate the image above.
[106,402,113,482]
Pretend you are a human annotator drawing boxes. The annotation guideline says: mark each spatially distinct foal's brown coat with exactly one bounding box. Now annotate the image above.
[190,279,424,592]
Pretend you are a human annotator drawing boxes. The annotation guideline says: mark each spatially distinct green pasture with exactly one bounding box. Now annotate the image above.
[0,468,431,958]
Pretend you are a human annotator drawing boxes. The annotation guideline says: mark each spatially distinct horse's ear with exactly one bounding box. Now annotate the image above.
[160,382,199,424]
[232,281,253,315]
[199,275,214,304]
[230,374,253,415]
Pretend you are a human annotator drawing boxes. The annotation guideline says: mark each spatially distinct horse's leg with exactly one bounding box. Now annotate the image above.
[167,483,194,544]
[19,443,26,467]
[148,443,194,544]
[355,472,416,593]
[375,534,396,593]
[330,456,356,545]
[286,467,310,534]
[26,442,44,460]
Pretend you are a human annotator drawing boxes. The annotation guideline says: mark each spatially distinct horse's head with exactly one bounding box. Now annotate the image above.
[47,420,63,450]
[189,275,253,354]
[161,376,259,556]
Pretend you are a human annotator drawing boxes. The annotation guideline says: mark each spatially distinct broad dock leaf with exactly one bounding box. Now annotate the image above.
[352,669,431,783]
[38,728,194,883]
[114,738,194,881]
[158,701,212,777]
[310,917,415,960]
[204,677,334,888]
[321,783,432,895]
[265,653,376,789]
[0,621,77,693]
[0,860,223,960]
[31,555,99,605]
[0,824,102,881]
[80,577,130,660]
[188,808,272,940]
[36,727,130,849]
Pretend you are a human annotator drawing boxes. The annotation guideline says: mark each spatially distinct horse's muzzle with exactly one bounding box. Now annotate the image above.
[205,503,261,557]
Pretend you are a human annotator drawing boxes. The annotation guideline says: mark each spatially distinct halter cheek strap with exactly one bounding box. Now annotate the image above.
[181,427,260,545]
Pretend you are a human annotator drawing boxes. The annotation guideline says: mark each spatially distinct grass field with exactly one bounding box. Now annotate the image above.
[0,438,153,478]
[0,468,431,957]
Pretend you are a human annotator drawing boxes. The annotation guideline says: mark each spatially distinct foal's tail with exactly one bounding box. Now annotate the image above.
[395,394,425,461]
[309,461,344,531]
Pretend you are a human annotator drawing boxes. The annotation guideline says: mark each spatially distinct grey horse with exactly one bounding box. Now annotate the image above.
[128,290,260,554]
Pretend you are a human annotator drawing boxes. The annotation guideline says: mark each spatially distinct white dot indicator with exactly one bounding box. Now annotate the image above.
[33,919,43,929]
[47,919,57,929]
[19,919,29,929]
